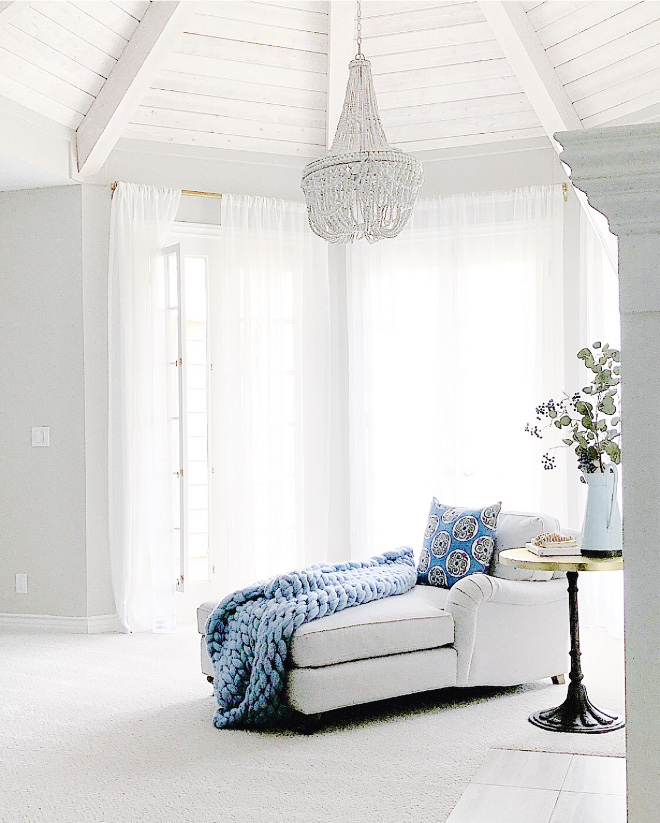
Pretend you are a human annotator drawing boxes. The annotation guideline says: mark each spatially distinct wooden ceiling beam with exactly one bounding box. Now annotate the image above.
[76,0,192,176]
[326,1,356,149]
[478,1,582,142]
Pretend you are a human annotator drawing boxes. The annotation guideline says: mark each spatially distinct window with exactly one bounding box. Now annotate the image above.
[166,206,330,595]
[164,245,212,589]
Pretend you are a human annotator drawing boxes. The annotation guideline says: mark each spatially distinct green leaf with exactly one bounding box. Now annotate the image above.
[576,433,588,448]
[598,395,616,415]
[610,349,621,362]
[611,416,620,426]
[577,348,595,368]
[562,438,573,445]
[582,386,593,395]
[548,408,557,418]
[560,415,571,426]
[597,419,608,431]
[594,371,615,390]
[582,415,594,430]
[603,440,621,463]
[554,419,563,429]
[593,341,601,349]
[613,367,621,375]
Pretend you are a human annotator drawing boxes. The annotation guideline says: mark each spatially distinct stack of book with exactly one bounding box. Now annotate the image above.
[526,533,581,557]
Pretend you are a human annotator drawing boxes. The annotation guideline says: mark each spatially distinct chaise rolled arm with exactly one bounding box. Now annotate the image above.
[444,573,569,687]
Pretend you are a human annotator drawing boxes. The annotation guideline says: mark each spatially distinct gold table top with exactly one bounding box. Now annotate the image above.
[499,547,623,573]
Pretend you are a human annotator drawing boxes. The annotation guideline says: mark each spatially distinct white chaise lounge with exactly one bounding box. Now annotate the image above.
[198,511,570,718]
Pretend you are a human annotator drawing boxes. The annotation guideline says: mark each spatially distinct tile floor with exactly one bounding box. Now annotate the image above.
[446,749,626,823]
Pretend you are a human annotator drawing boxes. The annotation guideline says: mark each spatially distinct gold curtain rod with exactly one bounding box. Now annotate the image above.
[110,182,222,200]
[181,189,222,200]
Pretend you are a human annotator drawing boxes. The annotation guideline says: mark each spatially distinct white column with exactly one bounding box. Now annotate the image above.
[557,124,660,823]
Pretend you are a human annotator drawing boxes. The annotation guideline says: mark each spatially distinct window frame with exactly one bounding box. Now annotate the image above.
[163,241,214,591]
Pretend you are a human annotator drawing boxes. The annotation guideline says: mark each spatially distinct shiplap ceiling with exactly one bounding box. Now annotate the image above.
[1,0,660,176]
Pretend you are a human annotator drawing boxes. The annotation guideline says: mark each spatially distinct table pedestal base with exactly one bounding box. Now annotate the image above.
[530,571,624,734]
[530,682,625,734]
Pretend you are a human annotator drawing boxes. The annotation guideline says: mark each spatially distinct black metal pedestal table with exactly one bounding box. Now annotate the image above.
[529,570,625,734]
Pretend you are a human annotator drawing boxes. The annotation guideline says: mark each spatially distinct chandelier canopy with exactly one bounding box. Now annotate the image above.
[301,6,423,244]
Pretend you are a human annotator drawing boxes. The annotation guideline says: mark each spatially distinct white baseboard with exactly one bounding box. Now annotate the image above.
[0,612,122,634]
[87,614,124,634]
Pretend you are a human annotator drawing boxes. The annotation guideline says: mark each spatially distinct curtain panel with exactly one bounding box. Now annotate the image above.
[346,186,566,559]
[210,194,331,592]
[108,182,181,633]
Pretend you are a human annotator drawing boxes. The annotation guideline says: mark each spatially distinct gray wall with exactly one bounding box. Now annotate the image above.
[82,184,114,619]
[0,186,87,617]
[0,184,115,621]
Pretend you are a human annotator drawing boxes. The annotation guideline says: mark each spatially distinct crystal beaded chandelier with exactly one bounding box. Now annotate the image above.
[301,1,423,244]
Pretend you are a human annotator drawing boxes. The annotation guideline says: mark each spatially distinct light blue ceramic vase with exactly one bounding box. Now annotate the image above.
[580,462,622,558]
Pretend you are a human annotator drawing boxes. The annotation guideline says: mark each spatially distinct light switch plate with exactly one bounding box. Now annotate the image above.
[32,427,49,447]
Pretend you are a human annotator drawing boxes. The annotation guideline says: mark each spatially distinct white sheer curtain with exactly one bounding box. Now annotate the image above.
[347,186,565,559]
[108,182,181,633]
[210,194,331,592]
[577,205,624,638]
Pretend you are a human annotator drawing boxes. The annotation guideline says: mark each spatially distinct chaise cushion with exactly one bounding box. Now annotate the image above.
[197,586,452,669]
[289,585,453,668]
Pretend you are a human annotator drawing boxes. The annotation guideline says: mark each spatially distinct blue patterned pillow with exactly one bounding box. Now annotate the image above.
[417,498,502,588]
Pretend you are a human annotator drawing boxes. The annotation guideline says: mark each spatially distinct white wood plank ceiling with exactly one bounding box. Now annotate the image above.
[132,1,330,155]
[0,0,660,174]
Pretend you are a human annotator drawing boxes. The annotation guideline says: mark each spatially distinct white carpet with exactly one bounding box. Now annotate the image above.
[0,624,625,823]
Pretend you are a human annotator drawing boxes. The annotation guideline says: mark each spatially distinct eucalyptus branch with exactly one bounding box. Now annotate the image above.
[525,342,621,474]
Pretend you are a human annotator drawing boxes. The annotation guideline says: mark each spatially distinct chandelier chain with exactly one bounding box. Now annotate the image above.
[356,0,362,56]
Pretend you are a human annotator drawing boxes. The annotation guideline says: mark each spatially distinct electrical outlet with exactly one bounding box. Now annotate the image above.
[15,574,28,594]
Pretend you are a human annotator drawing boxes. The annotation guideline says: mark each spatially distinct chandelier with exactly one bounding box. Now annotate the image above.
[301,1,423,244]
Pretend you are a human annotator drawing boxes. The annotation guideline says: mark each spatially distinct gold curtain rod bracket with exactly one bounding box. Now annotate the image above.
[110,182,221,199]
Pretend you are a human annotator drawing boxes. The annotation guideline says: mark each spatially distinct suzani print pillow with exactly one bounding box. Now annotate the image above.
[417,498,502,588]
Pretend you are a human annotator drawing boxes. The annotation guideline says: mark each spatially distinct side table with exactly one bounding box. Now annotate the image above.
[499,547,624,734]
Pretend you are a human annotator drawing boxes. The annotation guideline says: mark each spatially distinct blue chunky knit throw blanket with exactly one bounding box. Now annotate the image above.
[205,548,417,729]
